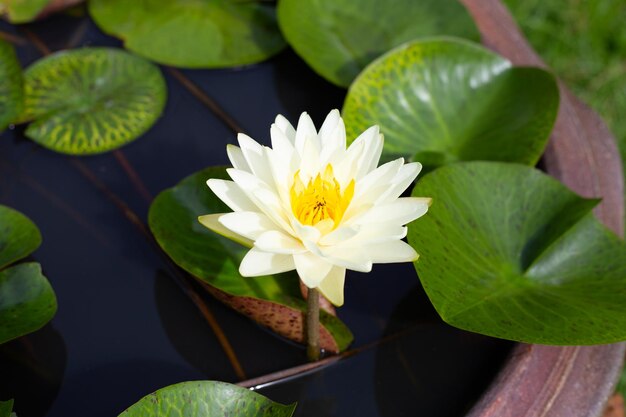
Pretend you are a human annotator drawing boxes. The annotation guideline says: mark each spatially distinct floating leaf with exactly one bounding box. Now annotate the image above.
[342,38,559,167]
[0,40,23,132]
[88,0,286,68]
[149,167,353,353]
[408,162,626,345]
[0,399,13,417]
[0,0,49,23]
[21,47,166,155]
[0,205,42,270]
[0,262,57,345]
[278,0,479,87]
[119,381,296,417]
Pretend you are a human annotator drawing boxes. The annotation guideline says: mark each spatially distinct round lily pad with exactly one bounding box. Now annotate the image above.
[408,162,626,345]
[278,0,479,87]
[342,38,560,167]
[88,0,286,68]
[119,381,296,417]
[0,39,23,132]
[22,47,167,155]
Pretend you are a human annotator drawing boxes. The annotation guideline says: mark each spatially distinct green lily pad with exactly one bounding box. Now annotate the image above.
[277,0,479,87]
[88,0,286,68]
[618,366,626,397]
[342,38,559,167]
[21,47,166,155]
[0,399,13,417]
[148,167,353,353]
[0,205,42,270]
[0,262,57,345]
[119,381,296,417]
[0,39,23,132]
[0,0,49,23]
[407,161,626,345]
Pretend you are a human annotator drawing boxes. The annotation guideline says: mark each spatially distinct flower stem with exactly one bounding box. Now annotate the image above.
[306,287,321,361]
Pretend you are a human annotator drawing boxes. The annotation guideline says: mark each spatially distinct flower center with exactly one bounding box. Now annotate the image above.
[290,164,354,227]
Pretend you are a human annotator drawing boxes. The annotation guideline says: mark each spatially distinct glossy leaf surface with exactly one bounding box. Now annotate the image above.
[119,381,296,417]
[343,38,559,167]
[89,0,286,68]
[149,167,353,352]
[278,0,479,87]
[0,205,42,270]
[408,162,626,345]
[0,262,57,345]
[22,47,166,155]
[0,0,48,23]
[0,40,23,132]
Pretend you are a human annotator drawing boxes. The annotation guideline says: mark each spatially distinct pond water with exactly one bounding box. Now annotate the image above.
[0,14,512,417]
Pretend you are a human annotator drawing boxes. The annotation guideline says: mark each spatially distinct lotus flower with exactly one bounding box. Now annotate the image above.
[199,110,430,306]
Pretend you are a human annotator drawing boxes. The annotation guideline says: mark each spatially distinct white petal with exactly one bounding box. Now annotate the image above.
[361,240,419,263]
[218,211,277,240]
[227,168,293,233]
[275,114,296,143]
[207,179,258,212]
[294,112,319,156]
[294,252,333,287]
[346,158,404,218]
[318,266,346,306]
[320,246,373,272]
[270,124,295,159]
[237,133,274,186]
[198,214,253,247]
[318,109,340,139]
[299,133,321,179]
[292,220,322,244]
[239,248,295,276]
[354,197,431,225]
[357,129,384,177]
[226,144,251,172]
[255,230,306,254]
[319,225,360,246]
[338,223,407,247]
[378,162,422,204]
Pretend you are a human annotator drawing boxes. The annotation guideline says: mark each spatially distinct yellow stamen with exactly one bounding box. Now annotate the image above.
[290,164,354,227]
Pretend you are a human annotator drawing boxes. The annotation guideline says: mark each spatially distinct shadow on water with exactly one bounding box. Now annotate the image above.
[373,286,512,417]
[273,50,346,123]
[0,324,67,417]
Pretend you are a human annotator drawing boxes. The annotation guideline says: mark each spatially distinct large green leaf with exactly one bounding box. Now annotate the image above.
[0,399,13,417]
[119,381,296,417]
[407,161,626,345]
[0,205,42,270]
[149,167,353,353]
[0,39,23,132]
[21,47,166,155]
[89,0,286,68]
[0,262,57,345]
[342,38,559,167]
[277,0,479,87]
[0,0,49,23]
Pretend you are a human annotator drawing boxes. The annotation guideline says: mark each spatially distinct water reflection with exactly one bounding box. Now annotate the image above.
[0,324,67,417]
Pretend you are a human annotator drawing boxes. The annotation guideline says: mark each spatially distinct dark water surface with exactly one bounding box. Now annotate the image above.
[0,14,512,417]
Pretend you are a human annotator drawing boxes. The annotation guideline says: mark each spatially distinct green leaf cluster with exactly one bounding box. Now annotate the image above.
[119,381,296,417]
[88,0,286,68]
[408,162,626,345]
[0,205,56,345]
[277,0,480,87]
[342,38,559,167]
[148,167,353,353]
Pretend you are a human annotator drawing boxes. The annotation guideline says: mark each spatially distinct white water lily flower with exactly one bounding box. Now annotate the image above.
[199,110,431,306]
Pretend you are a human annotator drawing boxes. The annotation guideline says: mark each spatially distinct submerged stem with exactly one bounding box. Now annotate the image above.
[306,287,321,361]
